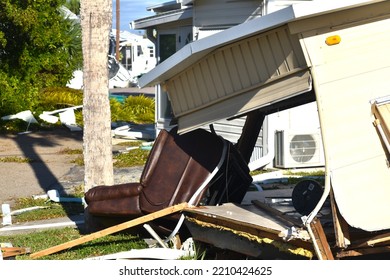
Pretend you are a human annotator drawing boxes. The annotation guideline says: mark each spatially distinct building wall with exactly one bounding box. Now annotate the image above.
[266,0,313,14]
[193,0,263,29]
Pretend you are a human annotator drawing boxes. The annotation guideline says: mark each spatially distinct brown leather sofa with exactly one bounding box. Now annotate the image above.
[84,126,252,235]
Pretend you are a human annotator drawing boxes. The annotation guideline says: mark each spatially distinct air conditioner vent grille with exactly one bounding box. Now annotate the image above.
[289,134,317,163]
[274,131,325,168]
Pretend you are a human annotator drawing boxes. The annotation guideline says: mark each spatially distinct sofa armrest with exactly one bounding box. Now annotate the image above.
[85,183,143,203]
[86,196,142,216]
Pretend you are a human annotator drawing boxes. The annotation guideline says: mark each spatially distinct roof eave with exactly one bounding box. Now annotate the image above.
[132,8,192,30]
[138,5,296,88]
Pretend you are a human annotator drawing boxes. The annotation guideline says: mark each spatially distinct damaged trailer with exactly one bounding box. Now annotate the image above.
[138,0,390,259]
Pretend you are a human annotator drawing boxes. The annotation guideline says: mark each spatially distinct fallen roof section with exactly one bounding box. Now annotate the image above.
[138,1,377,134]
[139,0,373,88]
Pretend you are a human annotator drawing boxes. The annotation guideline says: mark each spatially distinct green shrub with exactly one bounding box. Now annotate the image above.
[0,72,40,117]
[38,87,83,111]
[1,87,155,133]
[121,95,155,124]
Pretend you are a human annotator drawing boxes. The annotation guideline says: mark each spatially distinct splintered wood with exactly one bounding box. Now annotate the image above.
[372,99,390,153]
[1,247,30,259]
[309,218,334,260]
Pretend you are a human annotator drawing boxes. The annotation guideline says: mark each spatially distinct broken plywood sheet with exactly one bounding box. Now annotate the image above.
[242,188,293,205]
[184,203,313,258]
[185,203,291,234]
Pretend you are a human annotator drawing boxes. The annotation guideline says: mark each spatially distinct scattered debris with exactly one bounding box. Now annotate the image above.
[1,110,38,134]
[83,247,191,260]
[1,204,11,226]
[1,203,51,226]
[112,122,156,140]
[0,218,84,235]
[83,236,195,260]
[1,243,31,259]
[39,105,83,131]
[30,202,189,259]
[47,189,84,204]
[143,224,169,249]
[371,95,390,154]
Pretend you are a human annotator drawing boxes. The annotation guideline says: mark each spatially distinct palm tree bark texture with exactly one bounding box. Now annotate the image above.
[80,0,114,192]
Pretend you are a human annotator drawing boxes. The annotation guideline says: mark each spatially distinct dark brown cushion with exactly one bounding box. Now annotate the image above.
[85,183,142,202]
[87,196,142,216]
[139,127,224,214]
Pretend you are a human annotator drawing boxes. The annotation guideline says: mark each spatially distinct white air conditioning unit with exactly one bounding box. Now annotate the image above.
[274,130,325,168]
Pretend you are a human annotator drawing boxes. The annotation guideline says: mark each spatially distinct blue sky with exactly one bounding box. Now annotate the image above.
[112,0,167,32]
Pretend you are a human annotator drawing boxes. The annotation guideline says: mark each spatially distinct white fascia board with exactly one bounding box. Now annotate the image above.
[132,8,192,30]
[138,6,296,88]
[180,0,194,5]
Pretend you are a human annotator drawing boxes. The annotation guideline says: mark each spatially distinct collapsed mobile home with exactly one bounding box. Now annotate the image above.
[137,0,390,259]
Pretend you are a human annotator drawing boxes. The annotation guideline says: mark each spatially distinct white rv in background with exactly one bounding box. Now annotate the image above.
[67,30,156,89]
[110,30,157,86]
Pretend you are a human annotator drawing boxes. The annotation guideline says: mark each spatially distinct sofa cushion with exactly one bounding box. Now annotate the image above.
[139,127,224,214]
[87,196,142,216]
[85,183,143,202]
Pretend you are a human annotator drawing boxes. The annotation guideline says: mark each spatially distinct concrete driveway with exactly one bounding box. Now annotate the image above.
[0,128,84,205]
[0,128,143,206]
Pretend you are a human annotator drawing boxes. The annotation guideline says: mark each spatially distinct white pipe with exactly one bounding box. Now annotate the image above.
[11,206,48,216]
[143,224,168,248]
[306,223,324,260]
[301,74,332,259]
[1,204,11,226]
[166,139,228,241]
[0,220,84,233]
[47,189,85,204]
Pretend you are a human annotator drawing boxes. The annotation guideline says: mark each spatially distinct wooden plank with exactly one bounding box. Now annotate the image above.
[330,187,350,248]
[372,102,390,151]
[185,203,288,234]
[1,247,30,258]
[309,218,334,260]
[30,202,188,259]
[354,231,390,248]
[336,246,390,258]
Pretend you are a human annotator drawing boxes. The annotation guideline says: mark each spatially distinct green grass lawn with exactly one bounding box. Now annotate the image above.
[0,186,149,260]
[1,227,148,260]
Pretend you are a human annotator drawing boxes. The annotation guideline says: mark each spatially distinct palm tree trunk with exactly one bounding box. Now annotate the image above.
[116,0,120,61]
[80,0,114,192]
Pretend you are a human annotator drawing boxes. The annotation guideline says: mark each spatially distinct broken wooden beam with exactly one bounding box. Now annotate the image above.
[336,245,390,258]
[330,188,350,248]
[1,247,31,258]
[30,202,188,259]
[308,217,334,260]
[353,231,390,248]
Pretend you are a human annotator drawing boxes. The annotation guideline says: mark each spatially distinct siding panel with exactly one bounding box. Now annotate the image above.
[207,55,226,98]
[194,0,263,28]
[166,26,310,132]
